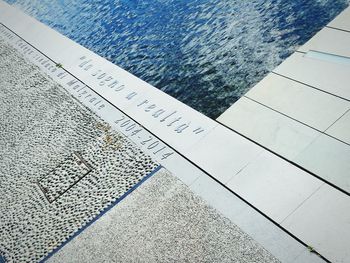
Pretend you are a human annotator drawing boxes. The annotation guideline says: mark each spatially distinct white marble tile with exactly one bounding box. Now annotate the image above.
[0,3,80,68]
[246,74,350,131]
[218,97,321,160]
[226,150,323,223]
[282,184,350,263]
[124,85,218,153]
[69,66,142,112]
[0,1,13,21]
[293,134,350,193]
[0,5,42,43]
[161,154,205,186]
[299,27,350,58]
[233,207,307,263]
[12,20,77,64]
[274,52,350,100]
[190,174,249,219]
[328,6,350,32]
[190,175,308,263]
[326,110,350,144]
[2,15,38,41]
[185,125,264,184]
[0,1,32,27]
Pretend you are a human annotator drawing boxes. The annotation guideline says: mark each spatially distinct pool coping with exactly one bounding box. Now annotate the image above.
[1,1,349,262]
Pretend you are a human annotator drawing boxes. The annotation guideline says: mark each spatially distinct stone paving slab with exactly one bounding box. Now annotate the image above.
[282,184,350,263]
[329,6,350,31]
[219,4,350,262]
[245,73,350,131]
[326,110,350,144]
[299,27,350,57]
[218,97,321,160]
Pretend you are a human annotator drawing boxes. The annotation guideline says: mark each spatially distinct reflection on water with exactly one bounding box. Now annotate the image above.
[6,0,349,118]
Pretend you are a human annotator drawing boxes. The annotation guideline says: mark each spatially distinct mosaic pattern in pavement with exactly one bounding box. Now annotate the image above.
[0,38,158,263]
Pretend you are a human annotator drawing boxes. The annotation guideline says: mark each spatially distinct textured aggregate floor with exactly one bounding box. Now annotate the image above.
[0,39,157,262]
[49,169,280,263]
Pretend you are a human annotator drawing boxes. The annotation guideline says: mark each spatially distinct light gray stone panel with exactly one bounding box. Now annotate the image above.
[328,6,350,32]
[185,124,263,184]
[218,97,320,160]
[299,27,350,58]
[326,110,350,144]
[274,53,350,101]
[282,184,350,263]
[293,134,350,193]
[226,150,323,223]
[246,73,350,131]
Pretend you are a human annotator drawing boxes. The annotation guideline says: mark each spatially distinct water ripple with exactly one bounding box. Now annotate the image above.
[7,0,349,118]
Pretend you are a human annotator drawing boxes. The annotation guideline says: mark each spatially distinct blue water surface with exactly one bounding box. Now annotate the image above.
[6,0,349,118]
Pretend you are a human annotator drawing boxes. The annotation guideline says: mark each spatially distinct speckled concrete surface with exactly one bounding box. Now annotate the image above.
[48,168,280,263]
[0,38,157,262]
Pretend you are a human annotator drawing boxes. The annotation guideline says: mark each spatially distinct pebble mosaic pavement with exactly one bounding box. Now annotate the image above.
[0,38,158,262]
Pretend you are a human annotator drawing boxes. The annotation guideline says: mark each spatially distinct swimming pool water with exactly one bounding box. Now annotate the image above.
[5,0,349,118]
